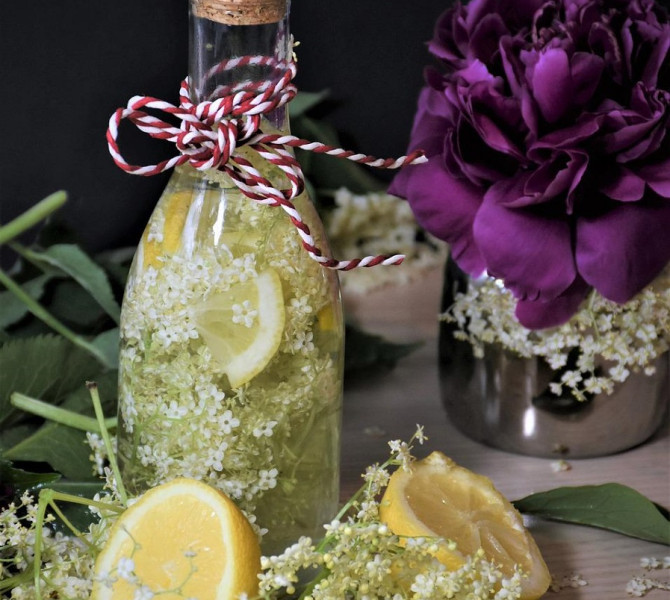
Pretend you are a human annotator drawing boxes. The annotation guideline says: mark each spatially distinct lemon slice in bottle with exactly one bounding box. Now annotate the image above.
[141,191,193,270]
[194,268,285,388]
[380,451,551,600]
[91,478,261,600]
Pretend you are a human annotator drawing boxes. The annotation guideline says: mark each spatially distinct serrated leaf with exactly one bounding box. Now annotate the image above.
[514,483,670,545]
[22,244,121,324]
[0,274,55,329]
[292,116,386,195]
[344,324,422,372]
[289,90,330,118]
[0,335,105,426]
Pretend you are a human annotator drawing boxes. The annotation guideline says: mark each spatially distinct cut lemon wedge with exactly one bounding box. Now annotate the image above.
[194,268,285,388]
[380,451,551,600]
[91,478,261,600]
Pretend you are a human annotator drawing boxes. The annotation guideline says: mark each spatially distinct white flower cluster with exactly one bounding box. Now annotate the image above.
[258,427,524,600]
[118,185,342,542]
[626,556,670,597]
[326,188,447,294]
[443,265,670,399]
[0,491,121,600]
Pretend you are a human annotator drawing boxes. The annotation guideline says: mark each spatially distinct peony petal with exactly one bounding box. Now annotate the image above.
[389,157,486,275]
[469,13,509,64]
[531,48,572,124]
[570,52,605,107]
[406,86,456,157]
[515,277,590,329]
[599,167,646,201]
[473,177,577,301]
[640,22,670,88]
[576,196,670,303]
[637,156,670,198]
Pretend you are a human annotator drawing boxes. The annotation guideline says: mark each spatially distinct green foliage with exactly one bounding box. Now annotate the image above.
[0,192,124,498]
[514,483,670,546]
[344,325,422,372]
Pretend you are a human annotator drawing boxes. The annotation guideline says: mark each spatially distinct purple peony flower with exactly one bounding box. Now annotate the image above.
[391,0,670,329]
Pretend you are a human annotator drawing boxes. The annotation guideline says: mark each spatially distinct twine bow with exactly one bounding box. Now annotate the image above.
[107,56,426,270]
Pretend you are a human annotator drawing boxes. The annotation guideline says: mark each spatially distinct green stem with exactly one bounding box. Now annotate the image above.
[0,269,113,368]
[33,489,51,600]
[45,500,89,546]
[48,490,124,514]
[89,382,128,506]
[10,393,117,432]
[0,191,67,246]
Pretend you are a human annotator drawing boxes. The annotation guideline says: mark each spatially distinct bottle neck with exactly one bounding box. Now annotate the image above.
[188,3,291,132]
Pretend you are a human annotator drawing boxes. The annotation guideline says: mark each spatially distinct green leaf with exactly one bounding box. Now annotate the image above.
[292,116,386,195]
[95,246,135,287]
[0,274,54,330]
[3,424,94,480]
[2,370,118,478]
[0,335,105,427]
[344,324,422,372]
[514,483,670,545]
[21,244,121,324]
[290,90,330,118]
[46,481,108,532]
[91,328,120,370]
[48,280,106,326]
[0,459,61,488]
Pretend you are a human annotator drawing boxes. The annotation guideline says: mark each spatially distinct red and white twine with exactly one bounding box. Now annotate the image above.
[107,56,426,271]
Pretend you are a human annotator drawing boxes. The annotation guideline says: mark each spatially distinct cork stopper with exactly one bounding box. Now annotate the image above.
[191,0,286,25]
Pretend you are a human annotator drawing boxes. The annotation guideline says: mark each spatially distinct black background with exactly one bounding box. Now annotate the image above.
[0,0,447,256]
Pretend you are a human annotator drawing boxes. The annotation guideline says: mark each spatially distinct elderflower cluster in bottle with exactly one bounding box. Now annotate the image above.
[258,426,523,600]
[443,264,670,399]
[118,167,343,550]
[326,188,447,294]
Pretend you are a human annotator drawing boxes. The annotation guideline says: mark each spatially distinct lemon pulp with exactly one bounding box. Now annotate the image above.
[380,451,551,600]
[194,268,285,388]
[91,478,261,600]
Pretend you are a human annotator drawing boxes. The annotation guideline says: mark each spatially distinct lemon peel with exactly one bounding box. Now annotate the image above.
[91,478,261,600]
[380,451,551,600]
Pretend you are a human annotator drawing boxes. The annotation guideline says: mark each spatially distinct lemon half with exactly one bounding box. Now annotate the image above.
[380,451,551,599]
[194,268,285,388]
[91,478,261,600]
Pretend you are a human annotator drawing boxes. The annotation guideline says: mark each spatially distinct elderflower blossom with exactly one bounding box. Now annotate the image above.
[0,490,122,599]
[443,264,670,399]
[326,188,447,294]
[625,557,670,597]
[259,426,524,600]
[117,179,343,543]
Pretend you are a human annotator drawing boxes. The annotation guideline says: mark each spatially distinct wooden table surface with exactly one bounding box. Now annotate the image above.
[340,271,670,599]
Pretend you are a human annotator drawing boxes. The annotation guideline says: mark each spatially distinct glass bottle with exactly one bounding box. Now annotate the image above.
[116,0,343,554]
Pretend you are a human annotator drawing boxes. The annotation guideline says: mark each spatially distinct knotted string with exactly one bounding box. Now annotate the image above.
[107,56,426,270]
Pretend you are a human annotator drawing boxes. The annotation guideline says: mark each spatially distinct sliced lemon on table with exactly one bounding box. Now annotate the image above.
[194,268,285,388]
[91,478,261,600]
[142,190,193,269]
[380,451,551,600]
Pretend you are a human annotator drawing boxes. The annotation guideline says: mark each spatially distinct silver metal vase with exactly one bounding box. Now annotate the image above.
[439,259,670,458]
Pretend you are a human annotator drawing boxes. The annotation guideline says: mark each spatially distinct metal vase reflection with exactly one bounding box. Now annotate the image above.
[439,259,670,458]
